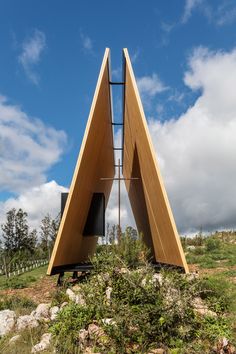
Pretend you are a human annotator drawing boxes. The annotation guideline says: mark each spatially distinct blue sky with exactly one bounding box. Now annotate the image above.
[1,0,236,233]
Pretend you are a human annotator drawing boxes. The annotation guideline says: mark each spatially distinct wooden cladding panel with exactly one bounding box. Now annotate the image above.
[123,49,188,272]
[47,49,115,275]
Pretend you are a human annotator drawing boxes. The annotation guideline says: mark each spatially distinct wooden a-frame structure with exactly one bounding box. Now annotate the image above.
[47,48,188,275]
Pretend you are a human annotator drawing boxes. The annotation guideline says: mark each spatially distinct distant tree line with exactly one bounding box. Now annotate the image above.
[0,208,60,276]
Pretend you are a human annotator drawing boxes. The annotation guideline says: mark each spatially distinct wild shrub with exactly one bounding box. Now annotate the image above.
[49,235,234,353]
[205,238,221,252]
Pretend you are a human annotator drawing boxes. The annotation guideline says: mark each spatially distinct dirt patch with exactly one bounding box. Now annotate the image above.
[0,274,57,303]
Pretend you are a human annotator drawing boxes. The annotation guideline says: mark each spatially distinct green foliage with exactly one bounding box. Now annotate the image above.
[1,274,37,289]
[205,238,221,252]
[0,295,36,314]
[50,303,95,352]
[0,324,52,354]
[196,275,234,314]
[196,316,232,342]
[50,235,234,353]
[186,231,236,268]
[51,289,69,307]
[93,228,150,272]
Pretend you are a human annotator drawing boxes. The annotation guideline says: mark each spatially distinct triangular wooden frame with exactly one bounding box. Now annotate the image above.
[47,48,188,275]
[47,48,115,275]
[123,49,188,272]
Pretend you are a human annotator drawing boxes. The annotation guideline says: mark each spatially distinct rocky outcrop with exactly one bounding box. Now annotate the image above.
[31,303,50,321]
[66,287,86,306]
[192,297,217,317]
[16,315,39,331]
[31,333,52,353]
[50,305,60,320]
[0,310,16,336]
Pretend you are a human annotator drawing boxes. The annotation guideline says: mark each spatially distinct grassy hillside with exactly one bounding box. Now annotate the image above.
[0,231,235,353]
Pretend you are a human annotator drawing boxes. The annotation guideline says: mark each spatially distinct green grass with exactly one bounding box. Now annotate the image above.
[0,325,53,354]
[0,265,48,290]
[186,241,236,269]
[0,295,36,315]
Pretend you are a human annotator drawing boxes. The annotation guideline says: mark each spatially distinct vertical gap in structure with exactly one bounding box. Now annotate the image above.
[104,53,136,244]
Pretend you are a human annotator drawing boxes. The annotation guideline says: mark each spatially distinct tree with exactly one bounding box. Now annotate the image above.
[1,208,16,255]
[28,229,38,253]
[1,208,36,277]
[15,208,29,251]
[40,214,59,260]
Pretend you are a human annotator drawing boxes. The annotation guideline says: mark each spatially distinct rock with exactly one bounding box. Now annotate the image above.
[187,245,196,250]
[9,334,21,344]
[101,318,116,326]
[78,329,88,344]
[75,293,86,306]
[0,310,16,336]
[152,273,163,285]
[33,303,50,320]
[50,306,59,320]
[193,297,217,317]
[185,272,199,281]
[84,347,101,354]
[31,333,52,353]
[66,288,76,302]
[60,301,68,309]
[88,323,104,338]
[66,288,85,306]
[148,349,166,354]
[17,315,38,331]
[105,286,112,302]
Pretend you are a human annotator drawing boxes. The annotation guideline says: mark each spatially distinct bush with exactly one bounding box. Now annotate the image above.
[205,238,221,252]
[49,236,234,353]
[195,276,233,313]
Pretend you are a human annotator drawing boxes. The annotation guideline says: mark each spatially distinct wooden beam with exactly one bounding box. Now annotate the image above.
[47,48,115,275]
[122,48,189,273]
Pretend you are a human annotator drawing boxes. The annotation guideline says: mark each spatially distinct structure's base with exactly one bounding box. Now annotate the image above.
[51,261,185,276]
[151,262,185,273]
[51,263,93,276]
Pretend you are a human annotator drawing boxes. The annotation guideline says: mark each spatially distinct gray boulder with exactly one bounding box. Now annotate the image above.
[16,315,39,331]
[31,332,52,353]
[50,306,60,320]
[0,310,16,336]
[32,303,50,320]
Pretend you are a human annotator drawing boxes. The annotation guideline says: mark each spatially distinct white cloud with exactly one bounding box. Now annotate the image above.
[18,29,46,85]
[181,0,203,23]
[148,47,236,233]
[105,129,136,231]
[137,74,168,98]
[0,181,68,231]
[181,0,236,27]
[216,2,236,26]
[107,47,236,234]
[80,31,93,53]
[0,95,67,193]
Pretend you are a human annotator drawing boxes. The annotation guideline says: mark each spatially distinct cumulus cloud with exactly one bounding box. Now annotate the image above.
[0,181,68,231]
[148,46,236,233]
[0,95,67,193]
[18,29,46,84]
[137,74,168,98]
[107,47,236,234]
